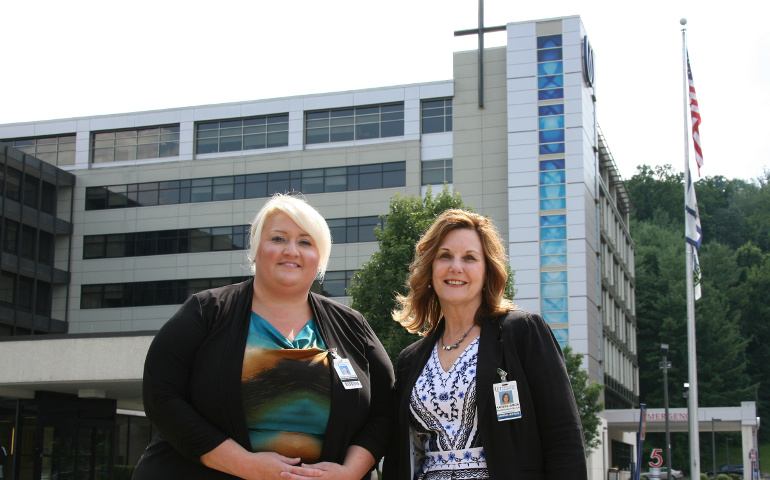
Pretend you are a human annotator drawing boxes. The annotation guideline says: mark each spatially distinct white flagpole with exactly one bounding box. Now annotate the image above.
[681,19,701,478]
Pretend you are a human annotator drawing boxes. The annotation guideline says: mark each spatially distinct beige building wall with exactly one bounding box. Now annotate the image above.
[452,47,511,240]
[63,139,423,333]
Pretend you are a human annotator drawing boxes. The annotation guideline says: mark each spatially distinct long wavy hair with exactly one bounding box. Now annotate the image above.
[393,209,515,335]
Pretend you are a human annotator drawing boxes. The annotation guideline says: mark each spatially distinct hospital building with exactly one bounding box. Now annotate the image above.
[0,15,641,479]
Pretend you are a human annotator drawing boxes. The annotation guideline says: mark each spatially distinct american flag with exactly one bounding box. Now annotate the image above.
[687,52,703,176]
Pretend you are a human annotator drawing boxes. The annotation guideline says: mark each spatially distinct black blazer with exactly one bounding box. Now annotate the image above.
[383,311,587,480]
[134,278,395,480]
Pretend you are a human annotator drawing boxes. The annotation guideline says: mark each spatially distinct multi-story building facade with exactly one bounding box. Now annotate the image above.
[0,15,637,480]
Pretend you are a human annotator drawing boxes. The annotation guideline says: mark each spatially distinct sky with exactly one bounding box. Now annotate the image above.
[1,0,767,183]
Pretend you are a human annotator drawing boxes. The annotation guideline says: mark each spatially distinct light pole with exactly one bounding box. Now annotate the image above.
[660,344,672,479]
[711,418,721,478]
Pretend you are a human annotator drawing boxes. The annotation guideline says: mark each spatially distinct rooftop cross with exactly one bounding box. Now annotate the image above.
[454,0,507,108]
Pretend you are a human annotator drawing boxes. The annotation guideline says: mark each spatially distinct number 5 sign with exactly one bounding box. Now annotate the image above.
[649,448,663,467]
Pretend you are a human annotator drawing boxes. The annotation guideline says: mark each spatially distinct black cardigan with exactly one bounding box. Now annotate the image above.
[133,278,395,479]
[383,311,587,480]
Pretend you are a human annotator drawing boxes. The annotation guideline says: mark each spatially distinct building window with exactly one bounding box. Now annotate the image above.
[23,174,38,208]
[20,225,37,260]
[80,277,250,309]
[327,216,381,244]
[421,99,452,134]
[421,159,453,186]
[305,103,404,145]
[314,270,354,297]
[0,271,14,305]
[83,225,249,259]
[4,167,21,202]
[41,182,57,215]
[196,114,289,154]
[1,134,76,166]
[2,218,19,254]
[85,162,406,211]
[91,125,180,163]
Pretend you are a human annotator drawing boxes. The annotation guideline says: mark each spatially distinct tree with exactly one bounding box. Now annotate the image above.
[348,185,475,363]
[563,345,604,455]
[350,186,607,450]
[627,165,764,454]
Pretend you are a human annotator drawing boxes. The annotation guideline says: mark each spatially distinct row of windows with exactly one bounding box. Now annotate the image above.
[2,135,76,166]
[0,164,57,214]
[306,104,404,144]
[1,99,452,166]
[0,271,52,316]
[83,226,249,259]
[80,277,250,309]
[92,126,180,163]
[196,115,289,154]
[1,218,54,265]
[85,162,405,211]
[82,217,382,259]
[599,193,634,271]
[80,271,355,309]
[603,337,638,396]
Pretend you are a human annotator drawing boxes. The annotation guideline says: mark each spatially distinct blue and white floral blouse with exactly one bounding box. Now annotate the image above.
[409,337,489,480]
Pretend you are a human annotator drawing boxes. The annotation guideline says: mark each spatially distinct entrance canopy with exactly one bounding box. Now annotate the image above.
[603,402,759,475]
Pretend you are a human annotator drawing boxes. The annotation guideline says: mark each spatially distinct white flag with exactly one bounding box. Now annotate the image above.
[685,165,702,300]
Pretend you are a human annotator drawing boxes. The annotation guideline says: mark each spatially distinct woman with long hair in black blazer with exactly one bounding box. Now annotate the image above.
[383,209,586,480]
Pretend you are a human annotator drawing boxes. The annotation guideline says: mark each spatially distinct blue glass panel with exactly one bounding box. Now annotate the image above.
[540,185,566,198]
[541,297,568,311]
[537,48,563,62]
[540,240,567,255]
[540,198,567,210]
[539,143,565,155]
[540,159,565,170]
[538,75,564,89]
[537,35,562,49]
[538,104,565,116]
[540,215,566,226]
[541,271,568,283]
[552,328,569,341]
[541,254,567,267]
[538,88,564,100]
[543,311,569,324]
[539,116,564,130]
[538,61,563,76]
[542,283,568,297]
[540,171,566,185]
[540,226,566,240]
[539,130,565,144]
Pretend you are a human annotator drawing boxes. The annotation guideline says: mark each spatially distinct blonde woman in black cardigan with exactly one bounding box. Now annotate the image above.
[134,194,394,480]
[383,209,586,480]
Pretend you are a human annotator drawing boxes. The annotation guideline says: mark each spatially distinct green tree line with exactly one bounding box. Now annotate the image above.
[626,165,769,467]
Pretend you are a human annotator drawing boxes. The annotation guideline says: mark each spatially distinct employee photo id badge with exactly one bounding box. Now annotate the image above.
[333,357,362,389]
[493,381,522,421]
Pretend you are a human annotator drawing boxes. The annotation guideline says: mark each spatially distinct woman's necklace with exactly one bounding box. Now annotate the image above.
[441,323,476,350]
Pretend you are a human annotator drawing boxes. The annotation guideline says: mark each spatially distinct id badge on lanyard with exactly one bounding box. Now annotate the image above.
[329,348,362,389]
[493,368,522,421]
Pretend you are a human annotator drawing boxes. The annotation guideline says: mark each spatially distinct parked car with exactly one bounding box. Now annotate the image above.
[640,468,684,480]
[706,464,743,476]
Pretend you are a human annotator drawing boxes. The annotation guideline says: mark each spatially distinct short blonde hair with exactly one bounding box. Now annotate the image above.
[393,209,514,335]
[247,194,332,279]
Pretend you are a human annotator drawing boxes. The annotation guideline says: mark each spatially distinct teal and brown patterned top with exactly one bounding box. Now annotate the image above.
[241,312,331,463]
